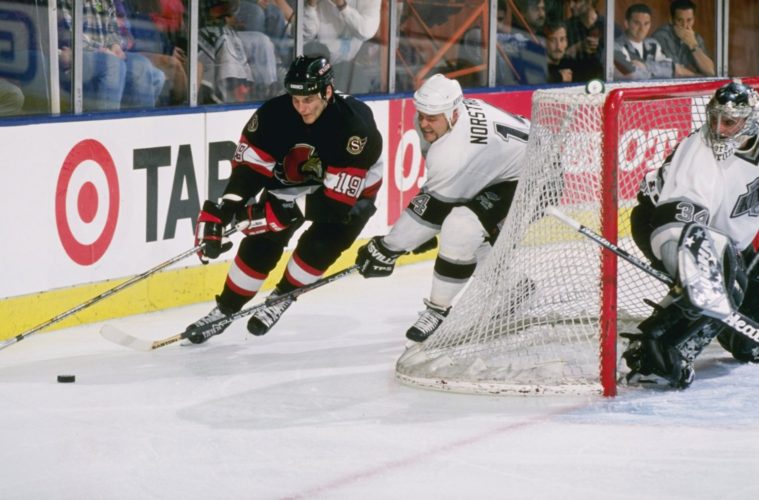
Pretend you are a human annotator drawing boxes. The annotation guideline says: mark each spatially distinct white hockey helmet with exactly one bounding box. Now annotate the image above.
[413,74,463,128]
[703,79,759,160]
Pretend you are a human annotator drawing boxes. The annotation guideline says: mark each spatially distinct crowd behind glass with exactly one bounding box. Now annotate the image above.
[0,0,756,118]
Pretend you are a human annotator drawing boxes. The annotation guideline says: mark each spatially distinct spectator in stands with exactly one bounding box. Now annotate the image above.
[302,0,381,92]
[233,0,295,75]
[58,0,166,111]
[543,0,563,24]
[565,0,620,74]
[460,0,547,86]
[58,0,125,110]
[513,0,547,40]
[113,0,168,108]
[652,0,715,77]
[613,3,674,81]
[545,20,601,83]
[0,78,24,116]
[126,0,190,106]
[227,0,285,98]
[197,0,255,103]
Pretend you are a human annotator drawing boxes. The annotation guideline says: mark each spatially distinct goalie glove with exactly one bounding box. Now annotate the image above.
[356,236,405,278]
[235,196,303,236]
[195,200,234,264]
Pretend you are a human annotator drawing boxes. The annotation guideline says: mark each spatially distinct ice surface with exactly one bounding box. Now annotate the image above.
[1,262,758,500]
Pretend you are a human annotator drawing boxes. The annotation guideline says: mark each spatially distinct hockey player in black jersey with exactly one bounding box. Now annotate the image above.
[355,74,529,343]
[186,55,383,343]
[624,80,759,389]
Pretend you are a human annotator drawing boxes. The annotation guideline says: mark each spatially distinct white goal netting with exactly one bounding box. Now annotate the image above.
[396,80,740,396]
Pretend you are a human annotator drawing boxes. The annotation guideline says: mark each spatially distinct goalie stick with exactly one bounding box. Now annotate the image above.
[546,207,759,343]
[100,265,359,351]
[1,226,240,352]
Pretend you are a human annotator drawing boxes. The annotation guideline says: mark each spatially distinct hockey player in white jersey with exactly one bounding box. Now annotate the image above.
[624,80,759,389]
[355,74,529,342]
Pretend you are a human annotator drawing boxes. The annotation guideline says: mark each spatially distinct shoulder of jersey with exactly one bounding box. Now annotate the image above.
[246,95,296,133]
[328,96,382,160]
[257,94,293,117]
[332,95,380,136]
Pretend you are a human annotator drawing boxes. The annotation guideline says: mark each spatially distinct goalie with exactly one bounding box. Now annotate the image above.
[625,80,759,389]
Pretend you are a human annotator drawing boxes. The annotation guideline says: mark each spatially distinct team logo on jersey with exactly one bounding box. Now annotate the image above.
[346,136,367,155]
[731,178,759,217]
[282,144,323,183]
[247,113,259,133]
[475,191,500,211]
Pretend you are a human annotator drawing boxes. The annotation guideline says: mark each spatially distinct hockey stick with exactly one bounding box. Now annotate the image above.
[100,265,360,351]
[546,207,759,343]
[0,226,239,352]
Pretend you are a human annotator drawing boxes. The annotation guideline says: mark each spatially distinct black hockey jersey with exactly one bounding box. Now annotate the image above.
[227,93,383,220]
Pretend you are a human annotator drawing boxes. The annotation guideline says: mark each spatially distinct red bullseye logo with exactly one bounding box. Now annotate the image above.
[55,139,120,265]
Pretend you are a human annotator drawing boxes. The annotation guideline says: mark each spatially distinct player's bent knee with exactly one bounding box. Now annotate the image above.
[438,207,487,261]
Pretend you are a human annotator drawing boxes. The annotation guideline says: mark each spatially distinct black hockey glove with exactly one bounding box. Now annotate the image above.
[343,198,377,225]
[195,200,234,264]
[356,236,405,278]
[236,196,303,235]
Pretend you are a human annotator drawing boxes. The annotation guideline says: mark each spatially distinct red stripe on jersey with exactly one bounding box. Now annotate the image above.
[323,165,367,206]
[233,138,276,178]
[361,178,382,199]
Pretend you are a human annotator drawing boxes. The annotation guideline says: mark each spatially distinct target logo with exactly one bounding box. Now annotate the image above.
[55,140,120,265]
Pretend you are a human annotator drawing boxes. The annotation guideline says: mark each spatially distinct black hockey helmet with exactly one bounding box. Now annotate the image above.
[284,56,334,98]
[704,79,759,159]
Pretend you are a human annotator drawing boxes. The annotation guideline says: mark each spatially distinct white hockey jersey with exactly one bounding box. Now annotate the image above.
[646,129,759,255]
[416,98,529,202]
[383,98,529,253]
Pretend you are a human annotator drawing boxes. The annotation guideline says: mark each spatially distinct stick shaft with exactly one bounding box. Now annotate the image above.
[103,266,360,351]
[1,227,238,350]
[546,207,674,287]
[547,207,759,343]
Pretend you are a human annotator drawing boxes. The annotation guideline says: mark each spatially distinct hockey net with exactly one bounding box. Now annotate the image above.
[396,79,757,396]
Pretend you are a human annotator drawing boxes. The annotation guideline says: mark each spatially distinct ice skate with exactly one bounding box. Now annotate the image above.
[406,299,451,343]
[247,289,294,336]
[184,297,235,344]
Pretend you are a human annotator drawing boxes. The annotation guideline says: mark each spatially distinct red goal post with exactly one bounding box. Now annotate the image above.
[396,78,759,397]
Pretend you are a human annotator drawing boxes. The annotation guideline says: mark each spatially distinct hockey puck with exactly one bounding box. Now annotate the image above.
[57,375,76,383]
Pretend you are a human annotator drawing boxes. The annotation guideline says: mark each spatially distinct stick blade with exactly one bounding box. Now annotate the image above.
[100,325,155,352]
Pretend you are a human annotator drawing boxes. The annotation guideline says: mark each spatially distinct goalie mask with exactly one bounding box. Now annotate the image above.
[702,80,759,160]
[413,74,464,129]
[284,56,334,99]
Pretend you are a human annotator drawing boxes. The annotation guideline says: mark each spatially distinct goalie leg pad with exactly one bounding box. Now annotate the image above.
[622,302,702,390]
[622,334,694,389]
[717,329,759,363]
[719,281,759,362]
